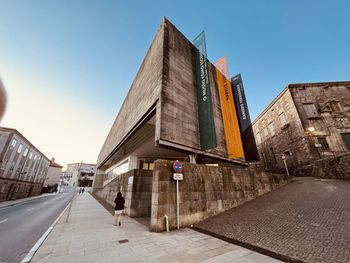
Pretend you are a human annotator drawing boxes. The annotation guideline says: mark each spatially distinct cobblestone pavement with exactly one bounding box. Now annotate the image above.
[195,177,350,263]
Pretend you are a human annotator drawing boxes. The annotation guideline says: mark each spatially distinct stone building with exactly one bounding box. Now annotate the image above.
[252,81,350,173]
[0,127,50,201]
[93,18,287,231]
[95,18,250,189]
[65,162,96,187]
[43,158,63,190]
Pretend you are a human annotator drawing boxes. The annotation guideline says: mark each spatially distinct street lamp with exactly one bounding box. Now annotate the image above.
[281,154,290,176]
[306,127,321,158]
[307,127,315,133]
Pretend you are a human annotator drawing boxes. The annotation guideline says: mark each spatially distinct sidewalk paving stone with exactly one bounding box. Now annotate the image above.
[31,192,282,263]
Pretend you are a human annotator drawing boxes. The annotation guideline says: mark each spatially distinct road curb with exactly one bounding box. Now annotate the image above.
[20,200,72,263]
[0,194,53,210]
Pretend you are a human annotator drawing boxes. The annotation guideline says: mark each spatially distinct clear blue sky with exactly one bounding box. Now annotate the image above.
[0,0,349,166]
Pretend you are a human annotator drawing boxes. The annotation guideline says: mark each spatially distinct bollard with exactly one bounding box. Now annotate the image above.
[164,215,169,232]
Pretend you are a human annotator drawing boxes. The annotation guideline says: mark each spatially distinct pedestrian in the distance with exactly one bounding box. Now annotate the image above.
[114,192,125,226]
[79,188,82,194]
[82,188,85,194]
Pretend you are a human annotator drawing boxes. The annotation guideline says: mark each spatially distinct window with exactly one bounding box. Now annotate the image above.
[303,103,319,118]
[34,155,37,161]
[11,139,17,148]
[17,144,23,154]
[0,184,6,193]
[29,152,33,159]
[142,162,149,170]
[268,122,275,136]
[279,112,287,126]
[149,163,155,171]
[9,162,15,172]
[141,161,155,171]
[23,148,29,157]
[256,132,261,144]
[330,102,341,112]
[341,133,350,151]
[1,159,8,170]
[270,147,277,164]
[317,137,330,151]
[263,128,269,138]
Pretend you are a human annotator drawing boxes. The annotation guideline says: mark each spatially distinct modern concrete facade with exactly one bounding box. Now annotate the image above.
[252,82,350,173]
[44,158,63,187]
[95,18,248,190]
[93,19,289,231]
[0,127,50,201]
[65,162,96,187]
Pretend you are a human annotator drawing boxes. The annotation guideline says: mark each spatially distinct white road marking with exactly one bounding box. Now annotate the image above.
[21,200,72,263]
[27,208,34,212]
[0,218,8,224]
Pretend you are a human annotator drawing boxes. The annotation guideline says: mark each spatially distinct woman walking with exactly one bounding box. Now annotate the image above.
[114,192,125,226]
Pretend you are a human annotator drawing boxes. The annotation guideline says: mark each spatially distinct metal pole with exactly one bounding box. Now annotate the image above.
[283,159,290,176]
[176,180,179,230]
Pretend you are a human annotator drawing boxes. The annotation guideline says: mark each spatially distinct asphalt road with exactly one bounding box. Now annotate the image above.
[0,187,75,263]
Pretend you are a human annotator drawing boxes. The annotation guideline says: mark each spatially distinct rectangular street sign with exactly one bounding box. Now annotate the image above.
[173,173,183,180]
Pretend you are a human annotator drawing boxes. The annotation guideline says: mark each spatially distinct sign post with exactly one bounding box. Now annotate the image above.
[173,160,183,230]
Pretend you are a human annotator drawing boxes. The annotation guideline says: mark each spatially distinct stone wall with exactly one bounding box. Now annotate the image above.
[252,88,311,173]
[0,179,42,201]
[252,82,350,173]
[94,169,153,217]
[289,83,350,156]
[150,160,288,232]
[294,153,350,180]
[159,18,227,157]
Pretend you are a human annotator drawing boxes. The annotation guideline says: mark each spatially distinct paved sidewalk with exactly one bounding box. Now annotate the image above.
[31,193,281,263]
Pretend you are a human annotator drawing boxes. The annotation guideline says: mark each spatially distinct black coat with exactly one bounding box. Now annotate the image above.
[114,196,125,210]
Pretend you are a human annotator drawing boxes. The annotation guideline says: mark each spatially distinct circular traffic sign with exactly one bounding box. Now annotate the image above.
[173,160,183,173]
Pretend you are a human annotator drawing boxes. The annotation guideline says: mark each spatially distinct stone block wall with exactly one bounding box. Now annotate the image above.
[150,160,288,232]
[0,179,42,201]
[294,153,350,180]
[94,169,153,217]
[253,82,350,173]
[289,83,350,156]
[253,88,311,173]
[159,18,227,157]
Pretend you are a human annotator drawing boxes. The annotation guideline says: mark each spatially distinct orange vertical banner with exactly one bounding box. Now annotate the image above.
[215,57,244,158]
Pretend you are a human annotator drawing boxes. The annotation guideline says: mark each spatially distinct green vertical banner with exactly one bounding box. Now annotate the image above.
[193,31,217,150]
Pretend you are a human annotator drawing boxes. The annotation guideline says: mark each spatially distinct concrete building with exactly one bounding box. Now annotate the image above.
[93,19,288,232]
[95,18,251,190]
[0,127,50,201]
[44,158,63,188]
[252,81,350,173]
[65,162,96,187]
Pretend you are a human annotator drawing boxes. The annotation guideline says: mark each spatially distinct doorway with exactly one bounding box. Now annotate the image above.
[341,133,350,151]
